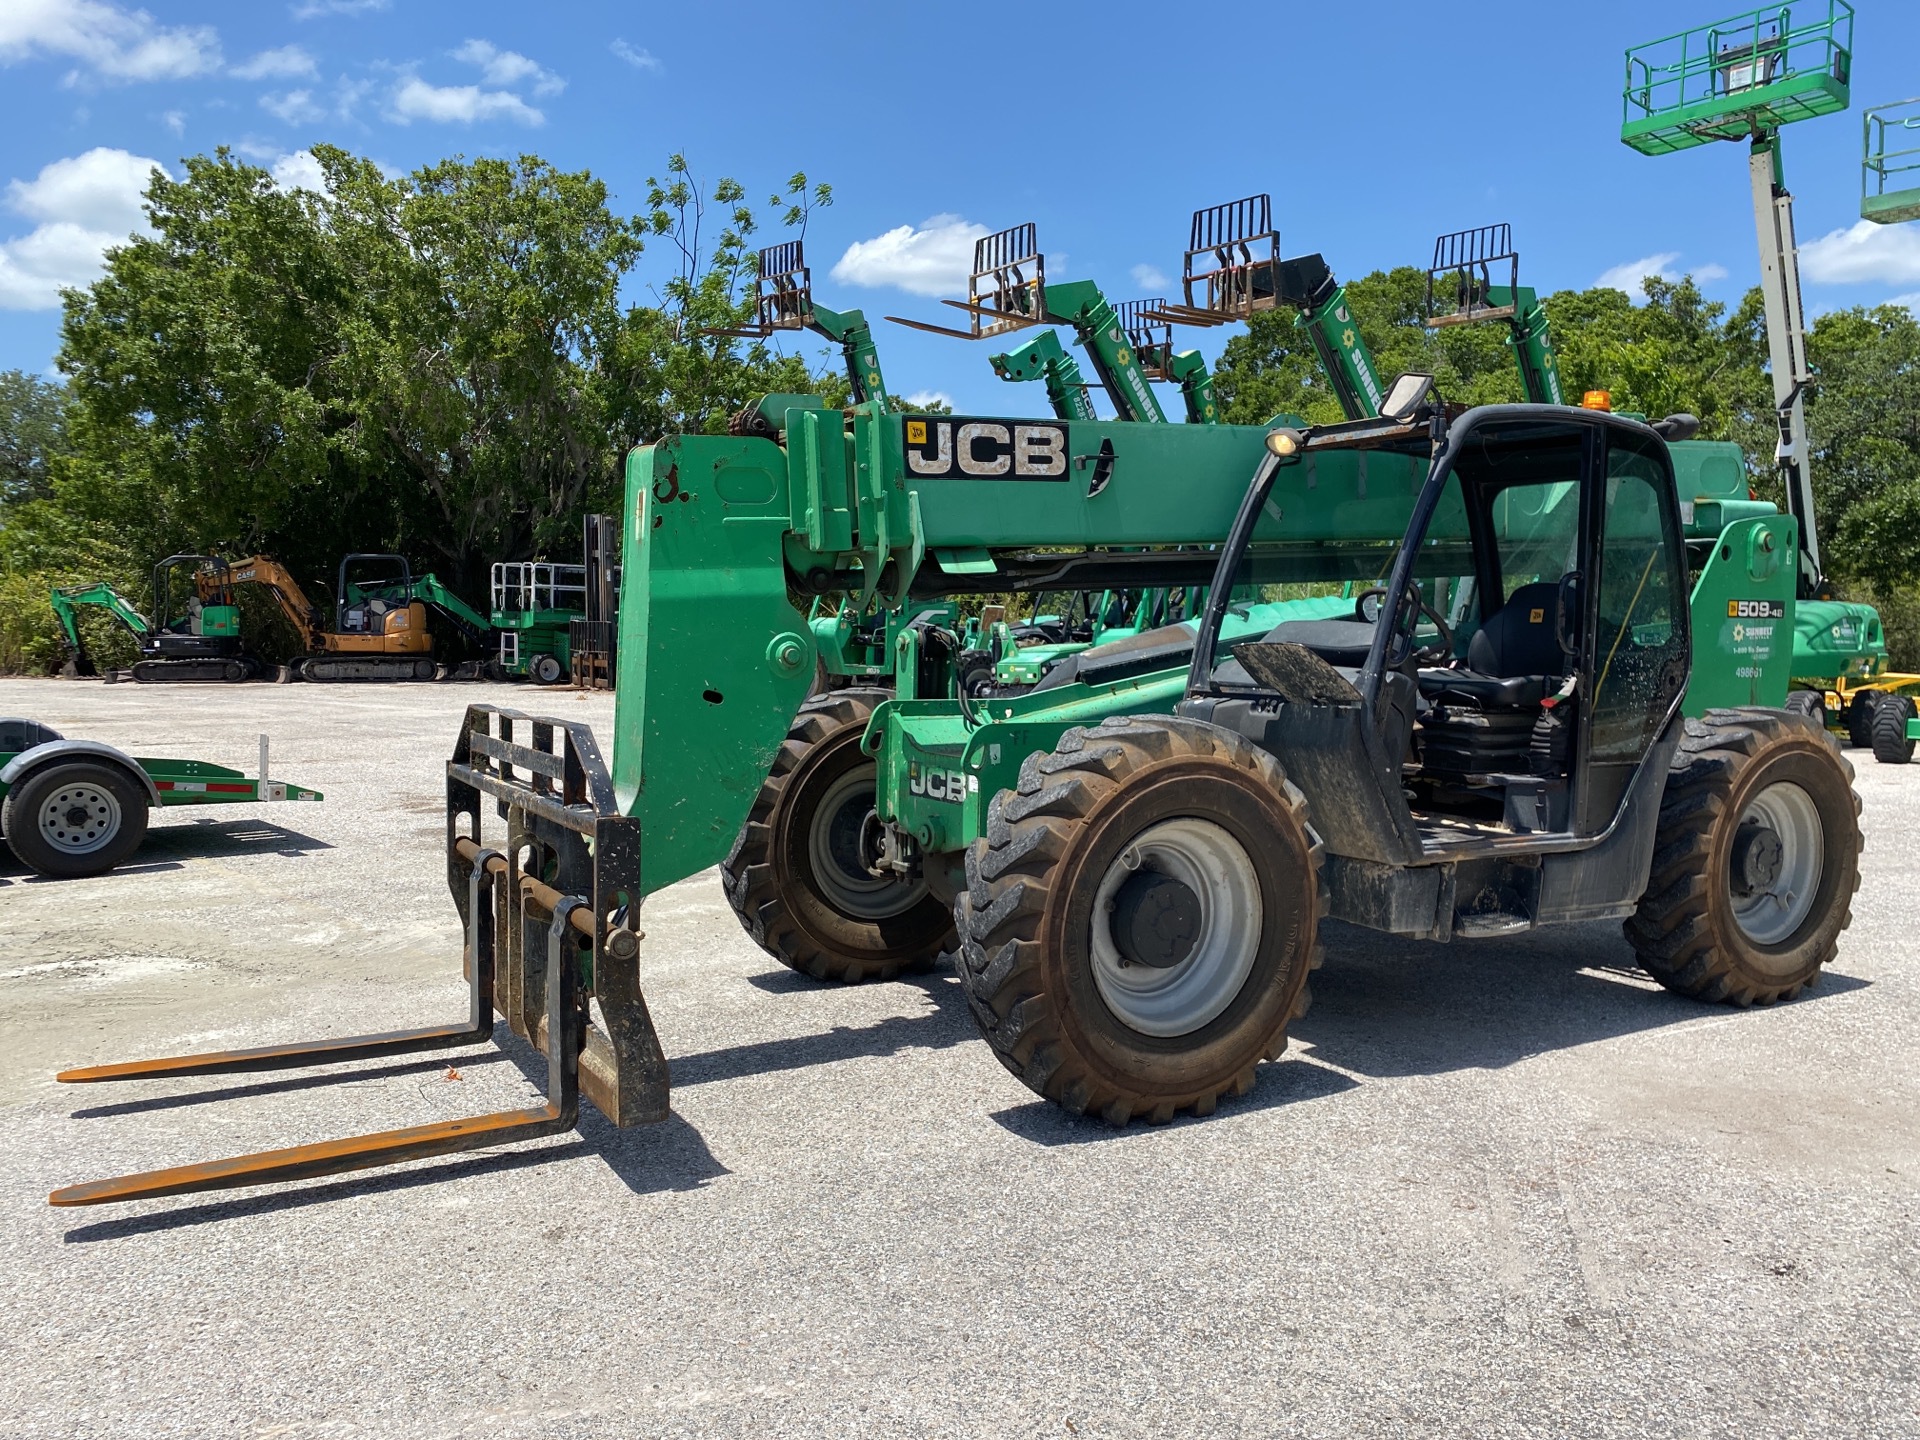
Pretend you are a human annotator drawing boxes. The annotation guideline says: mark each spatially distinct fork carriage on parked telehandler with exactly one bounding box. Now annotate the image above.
[49,362,1864,1205]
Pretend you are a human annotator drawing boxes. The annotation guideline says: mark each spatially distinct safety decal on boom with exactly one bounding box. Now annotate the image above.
[903,416,1070,480]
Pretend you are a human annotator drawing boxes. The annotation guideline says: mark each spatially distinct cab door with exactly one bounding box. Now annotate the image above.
[1574,426,1692,834]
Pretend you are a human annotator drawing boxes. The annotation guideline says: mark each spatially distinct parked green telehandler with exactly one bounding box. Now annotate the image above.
[47,349,1865,1203]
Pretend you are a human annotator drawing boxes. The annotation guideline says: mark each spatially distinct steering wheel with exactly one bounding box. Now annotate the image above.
[1353,584,1456,665]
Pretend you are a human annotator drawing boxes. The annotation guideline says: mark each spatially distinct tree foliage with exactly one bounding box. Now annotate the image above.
[3,145,837,630]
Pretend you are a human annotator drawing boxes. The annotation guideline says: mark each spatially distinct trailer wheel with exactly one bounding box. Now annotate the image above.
[1625,708,1861,1006]
[529,653,565,686]
[722,688,954,982]
[1,761,150,878]
[1871,693,1915,764]
[955,715,1323,1124]
[1845,692,1877,749]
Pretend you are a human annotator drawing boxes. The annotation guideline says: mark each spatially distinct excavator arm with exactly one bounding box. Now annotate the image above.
[48,583,149,673]
[218,556,325,650]
[409,574,493,642]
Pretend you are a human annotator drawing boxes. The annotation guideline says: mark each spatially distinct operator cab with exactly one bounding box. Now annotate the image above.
[1185,389,1692,867]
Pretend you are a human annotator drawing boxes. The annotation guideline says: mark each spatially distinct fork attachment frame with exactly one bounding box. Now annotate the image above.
[47,704,667,1207]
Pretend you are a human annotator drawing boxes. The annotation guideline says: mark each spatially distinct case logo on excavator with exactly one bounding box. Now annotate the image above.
[903,417,1069,480]
[1728,599,1787,619]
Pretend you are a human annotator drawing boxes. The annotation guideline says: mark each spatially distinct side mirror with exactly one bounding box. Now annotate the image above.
[1556,571,1583,656]
[1652,413,1701,441]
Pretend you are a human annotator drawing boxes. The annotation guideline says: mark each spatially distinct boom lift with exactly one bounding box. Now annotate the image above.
[1622,2,1918,762]
[48,361,1865,1205]
[51,555,260,683]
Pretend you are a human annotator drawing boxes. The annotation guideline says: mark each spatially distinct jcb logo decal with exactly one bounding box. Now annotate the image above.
[1728,599,1786,619]
[907,765,967,803]
[904,416,1069,480]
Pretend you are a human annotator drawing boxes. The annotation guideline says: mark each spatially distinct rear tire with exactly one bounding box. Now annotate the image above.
[1,761,150,878]
[955,715,1324,1124]
[722,688,954,982]
[1625,708,1861,1005]
[529,652,565,686]
[1871,693,1915,764]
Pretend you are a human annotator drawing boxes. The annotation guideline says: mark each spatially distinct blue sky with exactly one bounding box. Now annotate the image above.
[4,0,1919,416]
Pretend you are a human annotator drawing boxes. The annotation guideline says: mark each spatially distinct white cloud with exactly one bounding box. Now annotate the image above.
[0,0,221,82]
[1594,251,1727,295]
[1595,251,1682,293]
[0,147,165,310]
[1800,220,1920,286]
[232,43,317,80]
[388,75,544,126]
[610,39,659,72]
[1130,263,1169,293]
[453,38,563,96]
[260,88,326,124]
[832,215,988,296]
[291,0,386,17]
[903,390,952,410]
[162,108,184,135]
[270,149,326,193]
[9,146,158,230]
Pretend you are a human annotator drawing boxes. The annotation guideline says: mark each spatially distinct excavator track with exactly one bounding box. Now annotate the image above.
[128,658,257,683]
[295,655,438,682]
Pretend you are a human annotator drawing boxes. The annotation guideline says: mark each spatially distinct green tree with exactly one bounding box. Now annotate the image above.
[0,369,69,506]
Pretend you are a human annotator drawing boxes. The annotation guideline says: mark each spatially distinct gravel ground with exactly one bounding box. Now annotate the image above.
[0,675,1915,1440]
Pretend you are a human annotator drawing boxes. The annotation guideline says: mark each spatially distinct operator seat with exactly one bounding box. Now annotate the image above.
[1415,580,1569,781]
[1418,581,1566,708]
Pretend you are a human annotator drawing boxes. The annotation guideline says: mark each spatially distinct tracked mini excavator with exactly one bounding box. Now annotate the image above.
[220,553,488,682]
[49,235,1867,1207]
[51,555,261,683]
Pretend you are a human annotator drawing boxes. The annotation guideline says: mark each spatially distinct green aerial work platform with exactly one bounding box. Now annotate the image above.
[1621,2,1853,157]
[1862,97,1920,224]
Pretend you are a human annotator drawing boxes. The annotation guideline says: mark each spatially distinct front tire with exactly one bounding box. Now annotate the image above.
[529,653,565,686]
[1625,709,1861,1005]
[722,688,955,982]
[955,715,1324,1124]
[1,761,150,878]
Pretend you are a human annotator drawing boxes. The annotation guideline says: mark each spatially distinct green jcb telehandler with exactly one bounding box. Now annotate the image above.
[45,364,1864,1206]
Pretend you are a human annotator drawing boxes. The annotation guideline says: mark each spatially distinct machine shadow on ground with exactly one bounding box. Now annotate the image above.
[0,817,332,884]
[1295,918,1870,1079]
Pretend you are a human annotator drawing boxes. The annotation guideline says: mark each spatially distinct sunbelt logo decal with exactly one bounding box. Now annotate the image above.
[1728,599,1786,619]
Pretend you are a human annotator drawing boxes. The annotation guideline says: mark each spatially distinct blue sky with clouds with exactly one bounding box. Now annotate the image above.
[4,0,1919,415]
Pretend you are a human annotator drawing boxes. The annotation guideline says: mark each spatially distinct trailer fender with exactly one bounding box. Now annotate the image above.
[1,740,162,809]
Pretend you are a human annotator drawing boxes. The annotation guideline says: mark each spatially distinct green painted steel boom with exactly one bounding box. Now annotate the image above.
[1273,254,1388,420]
[989,329,1098,421]
[1425,225,1566,406]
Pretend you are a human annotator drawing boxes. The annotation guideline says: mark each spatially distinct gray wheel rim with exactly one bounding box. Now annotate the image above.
[805,765,927,920]
[1731,780,1823,946]
[36,781,123,857]
[1089,818,1263,1038]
